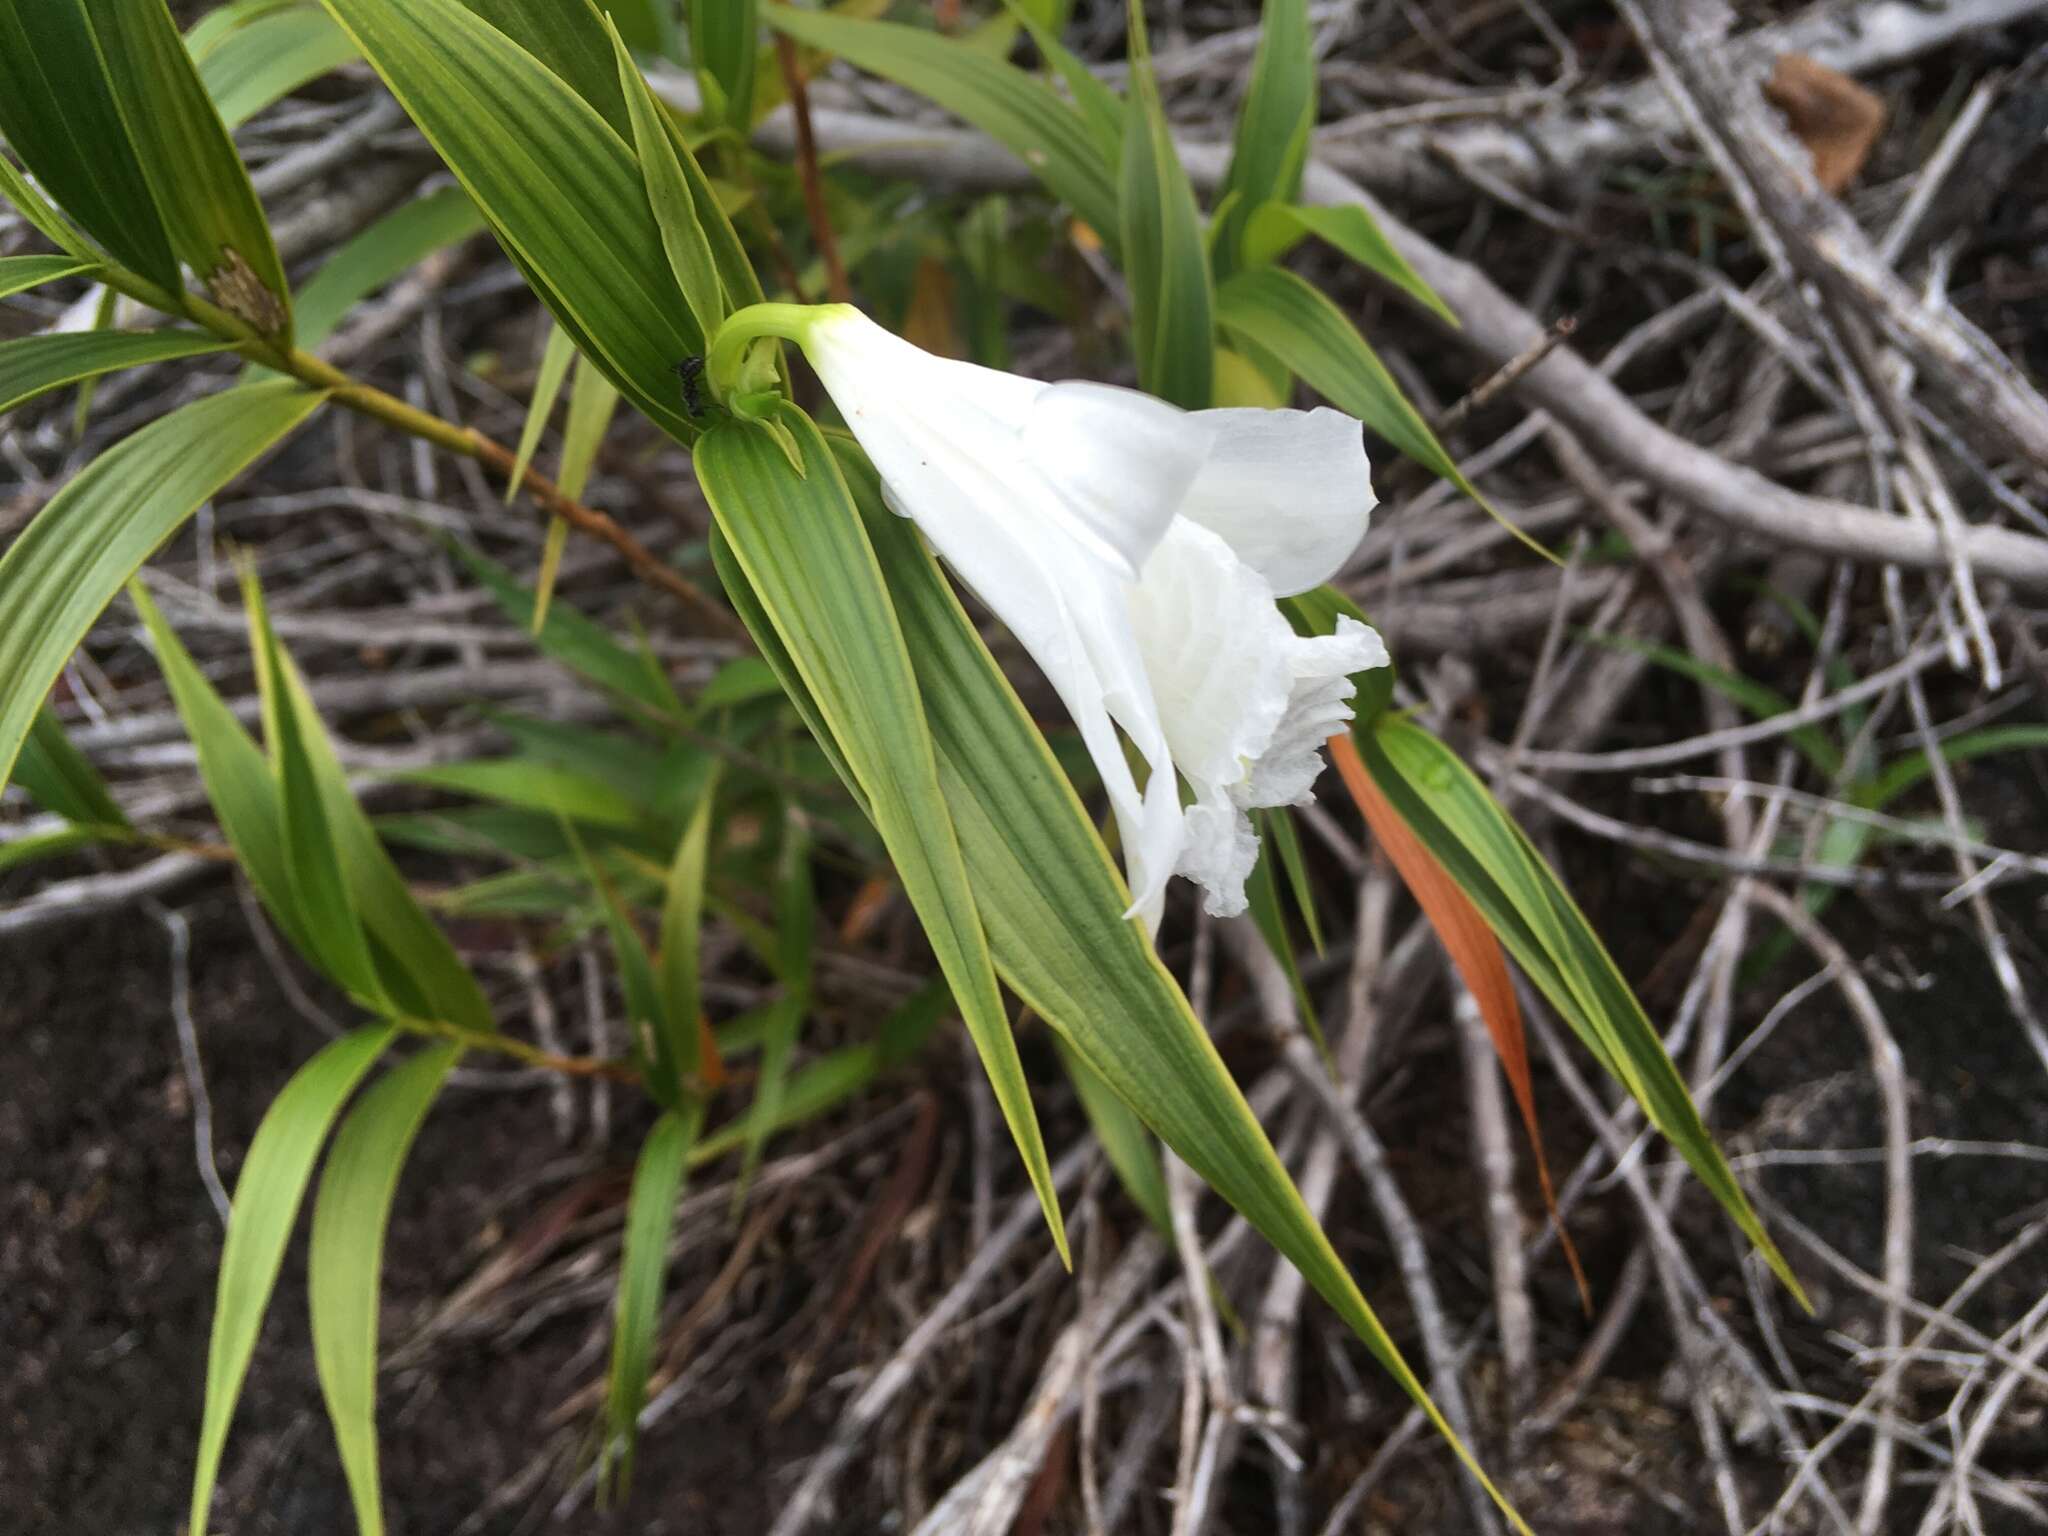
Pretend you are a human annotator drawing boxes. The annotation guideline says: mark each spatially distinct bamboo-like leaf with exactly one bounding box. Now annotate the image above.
[600,1102,703,1496]
[764,6,1118,242]
[189,1024,396,1536]
[608,13,726,341]
[0,153,102,266]
[0,1,180,287]
[322,0,702,437]
[15,705,127,829]
[694,411,1069,1265]
[1242,202,1458,326]
[287,186,485,354]
[839,454,1527,1530]
[1118,15,1213,409]
[0,254,94,300]
[1213,0,1311,276]
[245,573,388,1005]
[393,758,642,829]
[556,348,619,502]
[1054,1034,1170,1233]
[193,1,359,130]
[735,805,812,1202]
[506,319,577,504]
[78,0,292,334]
[130,580,317,959]
[658,766,721,1081]
[0,330,229,418]
[0,381,324,793]
[1356,716,1807,1305]
[994,0,1121,160]
[1216,264,1473,494]
[308,1043,462,1536]
[1330,733,1586,1307]
[691,0,758,127]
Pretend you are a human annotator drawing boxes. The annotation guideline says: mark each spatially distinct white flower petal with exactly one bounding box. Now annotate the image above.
[1022,381,1213,575]
[1178,406,1375,596]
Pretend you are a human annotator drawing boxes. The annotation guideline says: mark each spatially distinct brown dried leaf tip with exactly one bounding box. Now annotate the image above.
[1764,53,1886,194]
[207,246,288,335]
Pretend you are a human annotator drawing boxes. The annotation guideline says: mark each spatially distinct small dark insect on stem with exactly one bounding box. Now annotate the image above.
[676,355,708,416]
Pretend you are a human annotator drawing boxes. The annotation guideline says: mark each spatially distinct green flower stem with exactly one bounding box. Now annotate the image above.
[705,300,841,405]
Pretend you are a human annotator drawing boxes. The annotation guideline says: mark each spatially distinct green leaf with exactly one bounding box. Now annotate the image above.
[609,13,726,341]
[556,346,619,502]
[600,1103,702,1495]
[1358,716,1805,1305]
[448,539,683,719]
[691,0,758,128]
[1282,582,1394,723]
[1118,29,1213,409]
[1054,1034,1169,1232]
[994,0,1120,160]
[189,1024,397,1536]
[457,0,630,130]
[245,573,390,1005]
[0,254,94,300]
[287,186,485,353]
[194,1,359,130]
[735,804,812,1201]
[1865,724,2048,810]
[845,458,1528,1532]
[130,579,317,959]
[0,1,180,287]
[309,1042,461,1536]
[1602,635,1842,778]
[1244,826,1326,1056]
[0,823,112,872]
[79,0,293,333]
[392,757,643,829]
[1216,265,1468,493]
[322,0,702,437]
[15,704,127,829]
[505,317,576,499]
[695,410,1069,1265]
[764,7,1117,243]
[658,767,721,1080]
[1214,0,1311,277]
[0,329,230,417]
[1243,202,1457,326]
[0,380,323,794]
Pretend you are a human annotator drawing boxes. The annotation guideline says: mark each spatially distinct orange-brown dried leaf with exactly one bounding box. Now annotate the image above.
[1330,733,1591,1312]
[1764,54,1886,194]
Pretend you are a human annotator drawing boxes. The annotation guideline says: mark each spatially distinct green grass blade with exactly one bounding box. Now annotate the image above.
[189,1023,397,1536]
[321,0,704,436]
[695,411,1069,1265]
[600,1102,703,1497]
[0,380,324,793]
[735,805,813,1204]
[1360,716,1806,1305]
[391,758,643,829]
[690,0,757,128]
[0,254,95,300]
[764,6,1117,243]
[308,1043,462,1536]
[1054,1035,1170,1232]
[0,329,230,417]
[195,2,359,130]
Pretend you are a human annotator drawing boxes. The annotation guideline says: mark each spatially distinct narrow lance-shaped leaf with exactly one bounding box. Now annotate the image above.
[659,765,722,1083]
[309,1043,463,1536]
[194,1,360,131]
[1243,202,1458,326]
[600,1103,703,1497]
[189,1024,397,1536]
[321,0,701,436]
[839,445,1530,1532]
[15,705,128,829]
[1357,716,1807,1305]
[82,0,293,334]
[0,254,95,301]
[1118,1,1214,409]
[0,330,230,418]
[0,381,325,794]
[1214,0,1312,275]
[691,0,758,128]
[694,411,1070,1265]
[735,804,813,1204]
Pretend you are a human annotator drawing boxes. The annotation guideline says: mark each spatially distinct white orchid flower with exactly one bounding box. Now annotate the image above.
[708,304,1388,931]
